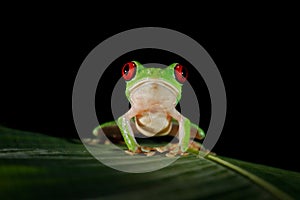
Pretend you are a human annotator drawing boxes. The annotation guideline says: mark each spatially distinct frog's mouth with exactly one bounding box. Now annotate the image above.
[128,79,179,97]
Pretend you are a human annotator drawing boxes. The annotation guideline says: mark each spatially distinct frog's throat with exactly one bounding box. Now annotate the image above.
[128,78,179,97]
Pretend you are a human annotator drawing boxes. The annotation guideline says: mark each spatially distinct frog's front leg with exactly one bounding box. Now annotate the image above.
[117,108,140,152]
[169,109,191,152]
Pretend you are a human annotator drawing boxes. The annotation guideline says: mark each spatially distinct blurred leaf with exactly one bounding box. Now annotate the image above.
[0,126,299,200]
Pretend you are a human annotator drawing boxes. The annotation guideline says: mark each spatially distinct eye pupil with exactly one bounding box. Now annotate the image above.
[174,64,188,83]
[122,61,136,81]
[181,68,187,77]
[123,64,129,75]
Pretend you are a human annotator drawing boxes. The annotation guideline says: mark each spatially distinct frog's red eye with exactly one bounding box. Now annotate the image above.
[122,61,136,81]
[174,64,188,83]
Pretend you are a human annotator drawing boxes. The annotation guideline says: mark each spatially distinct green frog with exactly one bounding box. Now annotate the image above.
[94,61,205,154]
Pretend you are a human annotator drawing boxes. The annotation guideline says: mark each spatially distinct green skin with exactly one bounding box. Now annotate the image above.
[95,61,205,153]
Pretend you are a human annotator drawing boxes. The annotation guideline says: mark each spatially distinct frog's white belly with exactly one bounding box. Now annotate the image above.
[135,112,171,137]
[129,80,178,137]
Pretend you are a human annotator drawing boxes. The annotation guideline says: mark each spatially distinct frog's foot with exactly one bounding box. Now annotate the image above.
[124,142,211,157]
[165,141,213,157]
[188,141,216,156]
[124,146,157,156]
[188,140,203,152]
[161,143,187,157]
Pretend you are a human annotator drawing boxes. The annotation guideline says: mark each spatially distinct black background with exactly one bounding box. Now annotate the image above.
[1,15,298,172]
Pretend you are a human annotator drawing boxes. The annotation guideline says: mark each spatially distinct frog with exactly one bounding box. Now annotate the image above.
[93,61,205,154]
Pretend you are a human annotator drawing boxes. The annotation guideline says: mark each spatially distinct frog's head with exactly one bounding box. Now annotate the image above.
[121,61,188,104]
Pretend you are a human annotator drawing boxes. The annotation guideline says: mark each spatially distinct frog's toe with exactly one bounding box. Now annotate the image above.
[188,141,202,151]
[141,146,154,153]
[124,146,142,155]
[164,143,181,157]
[125,150,137,156]
[145,151,156,157]
[155,146,169,153]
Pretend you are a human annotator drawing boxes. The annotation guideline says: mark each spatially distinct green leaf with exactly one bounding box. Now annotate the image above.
[0,126,299,200]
